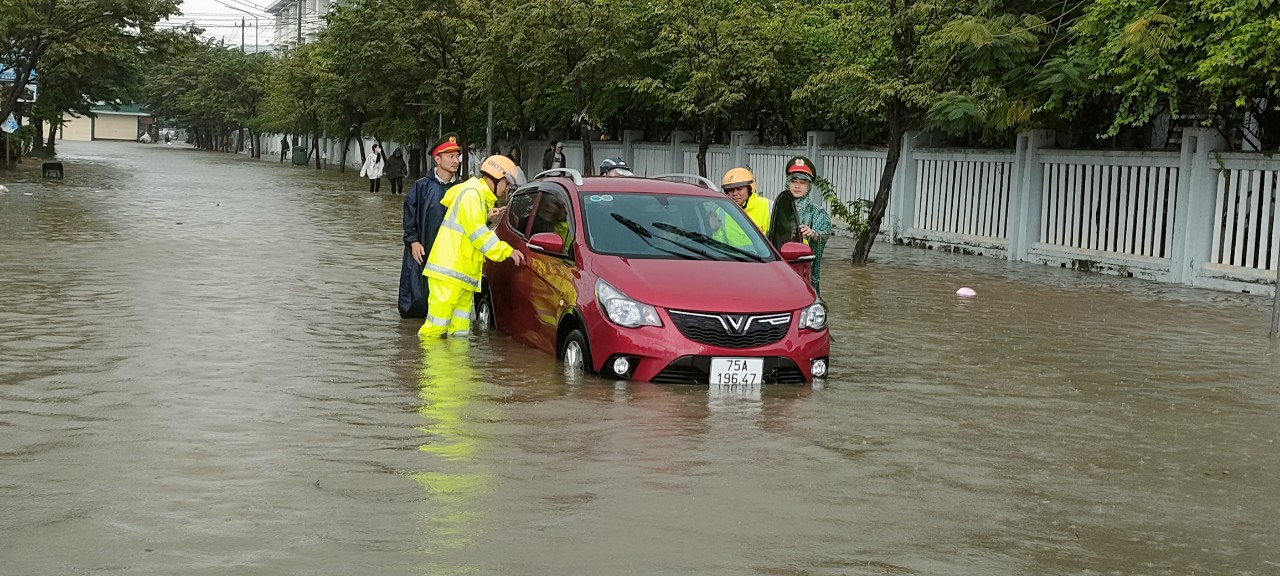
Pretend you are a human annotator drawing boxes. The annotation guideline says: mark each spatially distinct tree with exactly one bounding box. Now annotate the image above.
[1056,0,1280,148]
[261,44,334,168]
[532,0,633,174]
[799,0,1046,264]
[0,0,180,124]
[632,0,785,177]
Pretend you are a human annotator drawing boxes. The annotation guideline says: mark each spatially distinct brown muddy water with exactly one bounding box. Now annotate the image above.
[1,141,1277,575]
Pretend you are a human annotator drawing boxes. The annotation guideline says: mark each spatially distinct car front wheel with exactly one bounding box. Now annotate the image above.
[560,329,592,376]
[475,291,495,332]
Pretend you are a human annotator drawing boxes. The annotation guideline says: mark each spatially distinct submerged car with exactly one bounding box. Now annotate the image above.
[478,169,829,384]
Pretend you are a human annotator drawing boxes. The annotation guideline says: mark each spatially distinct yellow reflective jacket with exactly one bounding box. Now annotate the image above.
[423,177,514,292]
[713,193,770,247]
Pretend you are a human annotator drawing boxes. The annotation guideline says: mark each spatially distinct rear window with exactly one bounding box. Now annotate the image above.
[580,192,775,262]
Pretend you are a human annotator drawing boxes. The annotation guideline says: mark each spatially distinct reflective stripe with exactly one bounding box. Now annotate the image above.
[448,330,471,337]
[453,309,472,320]
[423,262,481,289]
[445,188,479,226]
[442,220,465,234]
[480,236,499,253]
[468,225,492,242]
[426,313,450,326]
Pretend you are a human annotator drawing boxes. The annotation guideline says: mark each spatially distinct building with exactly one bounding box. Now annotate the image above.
[60,104,154,142]
[266,0,341,52]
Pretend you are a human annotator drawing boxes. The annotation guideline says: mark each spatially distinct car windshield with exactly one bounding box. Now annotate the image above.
[581,192,776,262]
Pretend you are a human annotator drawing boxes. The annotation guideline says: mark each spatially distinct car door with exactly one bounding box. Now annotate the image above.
[489,187,537,334]
[522,184,580,355]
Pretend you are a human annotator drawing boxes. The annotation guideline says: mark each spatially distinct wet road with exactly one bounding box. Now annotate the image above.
[2,141,1278,575]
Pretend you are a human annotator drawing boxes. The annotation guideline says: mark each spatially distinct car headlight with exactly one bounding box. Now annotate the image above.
[799,300,827,331]
[596,279,662,328]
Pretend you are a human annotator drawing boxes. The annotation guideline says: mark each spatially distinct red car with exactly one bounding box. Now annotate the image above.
[478,169,829,384]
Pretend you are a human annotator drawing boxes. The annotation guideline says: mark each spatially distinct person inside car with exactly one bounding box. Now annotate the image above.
[710,167,770,246]
[420,155,528,338]
[599,156,633,177]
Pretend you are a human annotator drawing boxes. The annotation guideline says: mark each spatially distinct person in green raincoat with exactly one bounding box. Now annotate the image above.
[783,156,832,292]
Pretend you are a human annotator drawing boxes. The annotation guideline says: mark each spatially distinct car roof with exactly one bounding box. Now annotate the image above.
[539,174,723,199]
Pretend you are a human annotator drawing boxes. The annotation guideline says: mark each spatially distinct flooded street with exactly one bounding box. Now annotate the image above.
[2,141,1278,575]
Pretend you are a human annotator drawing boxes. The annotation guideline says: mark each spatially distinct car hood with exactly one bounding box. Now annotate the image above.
[590,257,816,313]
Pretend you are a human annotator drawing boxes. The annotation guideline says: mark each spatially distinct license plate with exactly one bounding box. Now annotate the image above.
[709,357,763,387]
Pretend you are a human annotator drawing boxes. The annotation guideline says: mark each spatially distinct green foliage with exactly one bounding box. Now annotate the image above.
[816,176,872,237]
[0,0,181,148]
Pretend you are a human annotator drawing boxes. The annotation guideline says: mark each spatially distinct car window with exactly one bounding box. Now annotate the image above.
[580,192,776,262]
[506,190,537,237]
[529,186,573,254]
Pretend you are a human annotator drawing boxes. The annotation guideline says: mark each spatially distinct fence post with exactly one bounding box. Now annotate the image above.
[887,132,922,242]
[806,131,835,175]
[1008,130,1054,262]
[730,131,758,168]
[622,130,642,168]
[1171,127,1228,285]
[670,130,691,174]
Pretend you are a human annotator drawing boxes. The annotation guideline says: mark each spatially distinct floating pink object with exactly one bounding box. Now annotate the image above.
[956,287,977,297]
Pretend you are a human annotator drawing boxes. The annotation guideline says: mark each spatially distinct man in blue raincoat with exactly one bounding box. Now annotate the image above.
[399,134,463,319]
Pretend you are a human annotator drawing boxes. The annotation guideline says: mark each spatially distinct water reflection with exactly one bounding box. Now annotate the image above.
[412,337,491,557]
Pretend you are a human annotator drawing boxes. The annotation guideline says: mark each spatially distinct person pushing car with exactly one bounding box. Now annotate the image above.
[419,155,528,338]
[711,167,770,246]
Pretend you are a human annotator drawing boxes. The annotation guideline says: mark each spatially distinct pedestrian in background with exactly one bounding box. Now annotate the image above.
[542,141,565,171]
[784,156,832,292]
[399,134,462,319]
[385,148,408,195]
[599,156,633,177]
[507,144,521,168]
[280,135,288,163]
[360,144,385,193]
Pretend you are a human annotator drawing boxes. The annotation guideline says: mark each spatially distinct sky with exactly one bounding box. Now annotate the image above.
[162,0,276,48]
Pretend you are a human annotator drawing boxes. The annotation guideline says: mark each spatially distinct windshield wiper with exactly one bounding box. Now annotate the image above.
[650,222,766,262]
[609,212,705,260]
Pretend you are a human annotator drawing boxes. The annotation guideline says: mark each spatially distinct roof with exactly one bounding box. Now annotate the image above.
[542,175,723,198]
[90,103,150,117]
[264,0,293,14]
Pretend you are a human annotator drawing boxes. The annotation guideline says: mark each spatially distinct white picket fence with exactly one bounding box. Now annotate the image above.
[1211,153,1280,271]
[1038,151,1180,259]
[249,129,1280,294]
[913,151,1014,241]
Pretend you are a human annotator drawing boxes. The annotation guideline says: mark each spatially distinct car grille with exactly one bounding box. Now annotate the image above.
[668,310,791,349]
[651,357,808,385]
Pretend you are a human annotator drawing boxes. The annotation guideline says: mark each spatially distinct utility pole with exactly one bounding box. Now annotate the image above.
[297,0,302,46]
[240,18,245,52]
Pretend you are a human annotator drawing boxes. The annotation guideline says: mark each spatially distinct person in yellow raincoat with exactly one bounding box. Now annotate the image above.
[711,167,770,247]
[420,155,528,338]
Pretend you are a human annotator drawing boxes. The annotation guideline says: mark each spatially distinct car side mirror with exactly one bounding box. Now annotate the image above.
[528,232,566,254]
[779,241,815,263]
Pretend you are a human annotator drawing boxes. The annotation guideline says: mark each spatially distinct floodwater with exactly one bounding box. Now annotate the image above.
[2,141,1277,575]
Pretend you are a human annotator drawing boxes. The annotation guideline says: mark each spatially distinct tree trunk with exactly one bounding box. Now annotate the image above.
[312,130,321,170]
[696,122,713,178]
[45,124,56,157]
[0,49,42,123]
[580,123,594,176]
[340,133,352,173]
[852,100,906,264]
[32,115,44,155]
